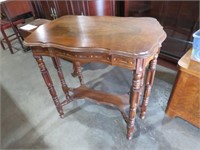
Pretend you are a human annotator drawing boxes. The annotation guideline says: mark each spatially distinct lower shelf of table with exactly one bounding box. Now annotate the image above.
[61,85,130,122]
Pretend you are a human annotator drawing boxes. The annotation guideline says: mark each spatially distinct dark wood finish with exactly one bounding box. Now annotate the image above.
[1,0,48,53]
[127,59,144,139]
[1,1,35,52]
[52,57,70,100]
[32,0,116,20]
[124,1,199,62]
[31,1,43,18]
[60,85,130,123]
[124,1,151,17]
[71,62,84,85]
[140,53,159,119]
[0,19,25,54]
[24,16,166,140]
[1,1,35,20]
[30,0,199,62]
[157,57,177,71]
[166,50,200,128]
[24,16,166,58]
[62,85,130,119]
[87,0,115,16]
[34,56,64,118]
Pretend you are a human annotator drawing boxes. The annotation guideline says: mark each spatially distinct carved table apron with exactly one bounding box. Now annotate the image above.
[24,15,166,140]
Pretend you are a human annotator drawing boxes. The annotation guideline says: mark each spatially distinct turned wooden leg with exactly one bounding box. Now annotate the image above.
[127,59,144,140]
[34,56,64,118]
[71,62,78,77]
[140,54,158,119]
[139,67,146,96]
[52,57,70,100]
[71,61,84,85]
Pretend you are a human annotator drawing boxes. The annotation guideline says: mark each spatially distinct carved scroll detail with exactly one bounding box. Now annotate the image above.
[34,49,136,70]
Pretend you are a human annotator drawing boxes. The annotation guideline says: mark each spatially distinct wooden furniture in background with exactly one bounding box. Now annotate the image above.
[31,0,117,19]
[1,0,50,52]
[1,1,35,19]
[30,0,199,63]
[0,0,36,52]
[166,49,200,128]
[24,15,166,140]
[124,1,199,63]
[0,19,25,54]
[124,1,151,17]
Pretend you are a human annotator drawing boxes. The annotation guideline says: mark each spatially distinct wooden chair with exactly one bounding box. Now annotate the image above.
[0,18,25,54]
[1,1,49,53]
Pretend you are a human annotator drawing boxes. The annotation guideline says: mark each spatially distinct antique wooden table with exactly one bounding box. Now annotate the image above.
[166,49,200,128]
[24,15,166,140]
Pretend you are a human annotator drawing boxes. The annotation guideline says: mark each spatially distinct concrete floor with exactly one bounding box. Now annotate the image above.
[0,42,200,149]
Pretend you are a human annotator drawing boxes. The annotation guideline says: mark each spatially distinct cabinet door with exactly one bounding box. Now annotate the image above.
[124,1,151,17]
[34,1,71,19]
[87,0,116,16]
[36,1,53,19]
[157,1,199,62]
[124,1,199,62]
[32,0,117,19]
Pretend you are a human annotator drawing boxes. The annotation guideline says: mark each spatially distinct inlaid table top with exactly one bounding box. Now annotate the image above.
[24,15,166,58]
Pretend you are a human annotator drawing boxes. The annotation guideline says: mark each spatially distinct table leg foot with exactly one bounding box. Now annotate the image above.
[72,62,84,85]
[165,108,177,118]
[71,62,78,77]
[127,125,134,140]
[60,113,65,118]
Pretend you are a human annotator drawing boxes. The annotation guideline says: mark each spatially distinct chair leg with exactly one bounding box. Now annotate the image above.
[12,25,24,50]
[1,40,5,50]
[0,24,25,54]
[1,28,14,54]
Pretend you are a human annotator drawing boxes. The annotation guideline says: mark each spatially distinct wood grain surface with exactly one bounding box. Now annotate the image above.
[24,15,166,58]
[166,50,200,128]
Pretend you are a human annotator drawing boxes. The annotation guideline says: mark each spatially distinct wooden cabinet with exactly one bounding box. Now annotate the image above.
[165,50,200,128]
[124,1,199,63]
[31,0,116,20]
